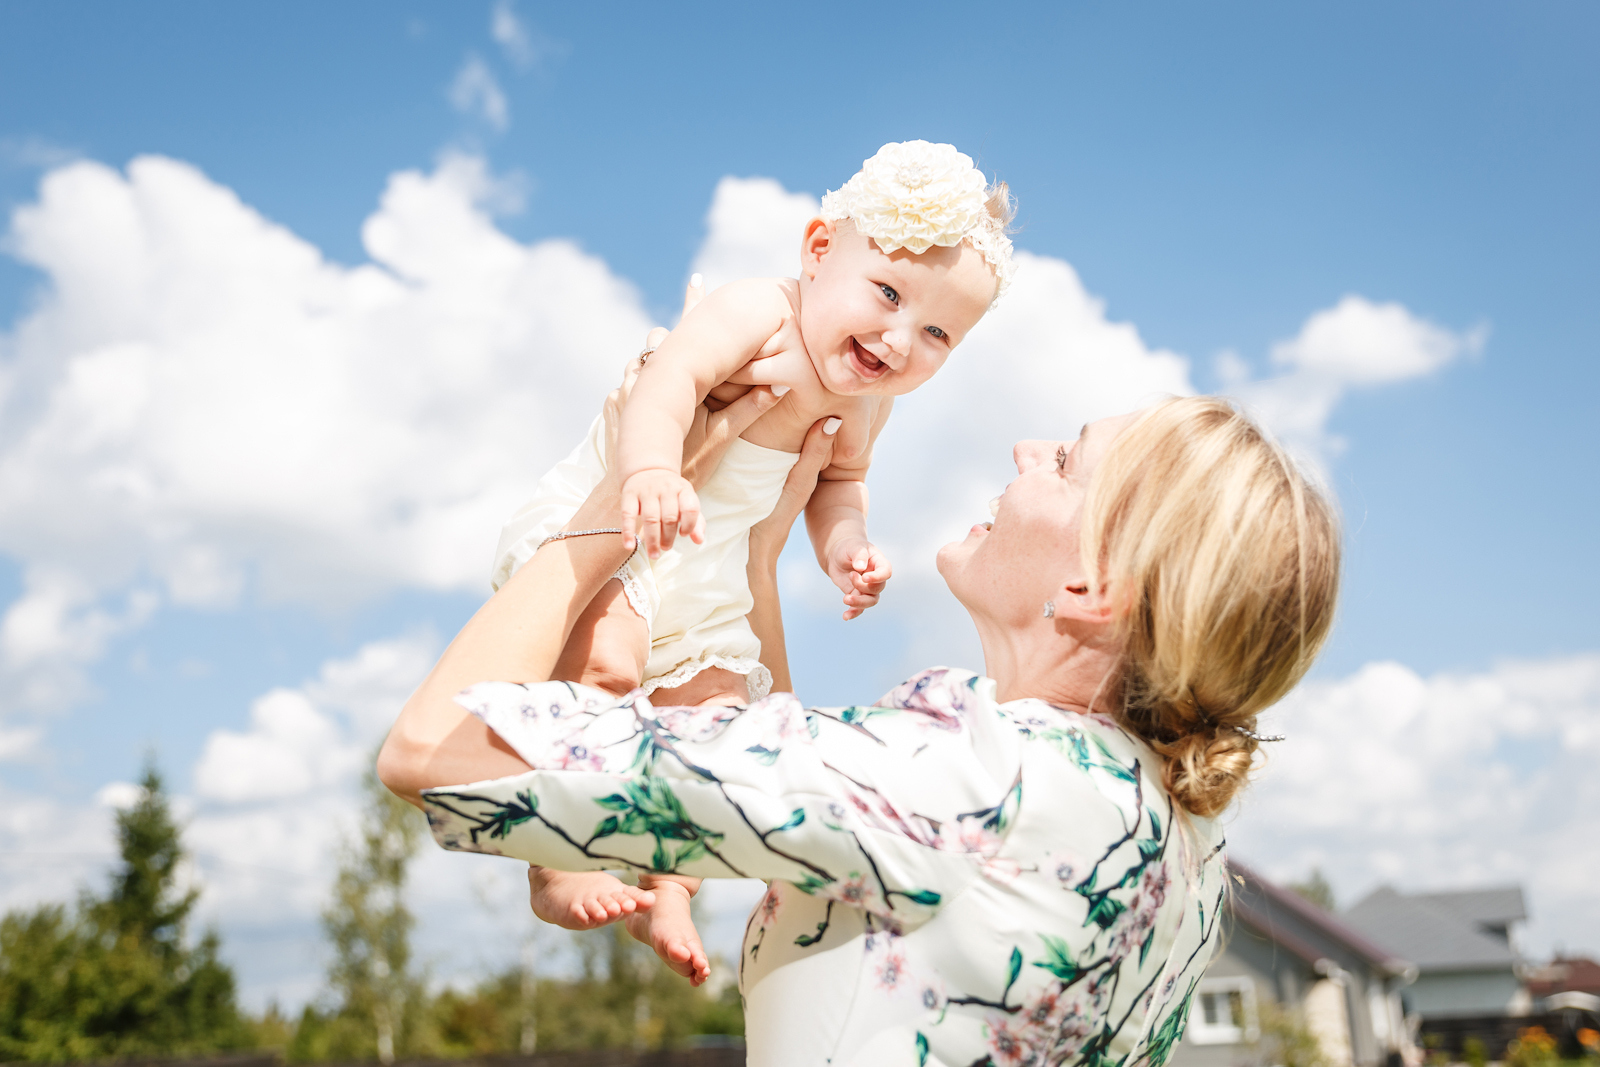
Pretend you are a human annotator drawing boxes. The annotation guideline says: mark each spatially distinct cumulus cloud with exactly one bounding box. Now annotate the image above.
[489,1,563,73]
[0,151,648,618]
[448,54,510,131]
[1227,294,1486,460]
[690,177,822,292]
[1232,652,1600,958]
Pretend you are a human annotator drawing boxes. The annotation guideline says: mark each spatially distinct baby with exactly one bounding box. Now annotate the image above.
[491,141,1015,981]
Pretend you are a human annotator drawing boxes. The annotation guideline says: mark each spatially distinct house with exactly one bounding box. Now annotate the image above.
[1343,887,1530,1020]
[1171,860,1417,1067]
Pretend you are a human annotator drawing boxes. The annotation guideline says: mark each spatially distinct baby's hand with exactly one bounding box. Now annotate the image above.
[621,468,704,559]
[826,539,891,620]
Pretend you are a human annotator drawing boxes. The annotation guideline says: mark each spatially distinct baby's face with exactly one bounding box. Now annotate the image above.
[798,219,996,397]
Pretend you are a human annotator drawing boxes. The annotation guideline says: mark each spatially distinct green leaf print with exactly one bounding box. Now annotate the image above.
[901,888,942,906]
[1085,894,1128,929]
[1137,837,1163,863]
[1149,809,1163,842]
[585,776,727,872]
[775,808,806,832]
[1145,979,1198,1067]
[1004,946,1022,996]
[744,744,781,765]
[915,1031,930,1067]
[1033,934,1081,982]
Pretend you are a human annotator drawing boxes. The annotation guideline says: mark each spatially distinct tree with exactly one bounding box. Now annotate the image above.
[1288,868,1336,912]
[315,767,426,1065]
[0,758,249,1063]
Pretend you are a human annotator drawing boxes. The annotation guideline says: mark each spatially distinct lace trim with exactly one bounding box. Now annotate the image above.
[641,654,773,703]
[611,562,653,629]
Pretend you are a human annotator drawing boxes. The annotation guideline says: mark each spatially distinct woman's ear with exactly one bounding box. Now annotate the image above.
[1055,580,1117,625]
[799,216,836,279]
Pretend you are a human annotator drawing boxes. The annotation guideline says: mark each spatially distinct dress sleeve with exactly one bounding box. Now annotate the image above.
[421,675,1022,924]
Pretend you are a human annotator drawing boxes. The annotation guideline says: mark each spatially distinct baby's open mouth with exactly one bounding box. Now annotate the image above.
[849,338,888,380]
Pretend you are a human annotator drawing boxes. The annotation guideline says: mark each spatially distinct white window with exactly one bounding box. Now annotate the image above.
[1187,976,1260,1045]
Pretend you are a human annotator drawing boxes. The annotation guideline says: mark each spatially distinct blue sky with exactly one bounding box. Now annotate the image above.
[1,0,1595,1006]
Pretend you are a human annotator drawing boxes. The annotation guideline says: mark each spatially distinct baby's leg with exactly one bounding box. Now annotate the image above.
[551,577,649,697]
[626,873,711,985]
[528,866,656,930]
[527,580,654,929]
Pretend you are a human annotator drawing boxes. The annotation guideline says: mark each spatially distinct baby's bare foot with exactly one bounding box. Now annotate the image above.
[625,880,711,985]
[527,867,655,930]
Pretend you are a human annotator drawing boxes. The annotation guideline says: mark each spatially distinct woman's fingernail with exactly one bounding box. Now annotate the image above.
[690,273,703,288]
[772,385,791,397]
[823,417,842,435]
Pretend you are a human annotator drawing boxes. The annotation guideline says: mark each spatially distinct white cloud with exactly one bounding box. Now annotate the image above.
[1230,294,1485,460]
[690,177,821,293]
[0,151,648,619]
[490,1,562,73]
[1232,652,1600,958]
[449,54,509,131]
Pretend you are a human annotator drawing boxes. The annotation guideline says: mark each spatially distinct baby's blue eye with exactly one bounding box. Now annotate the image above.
[925,325,947,340]
[878,283,899,304]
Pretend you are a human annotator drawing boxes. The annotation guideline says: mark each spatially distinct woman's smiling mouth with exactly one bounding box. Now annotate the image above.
[848,338,889,380]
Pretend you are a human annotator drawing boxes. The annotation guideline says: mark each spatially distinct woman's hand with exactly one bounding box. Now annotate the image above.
[750,417,840,571]
[742,416,839,695]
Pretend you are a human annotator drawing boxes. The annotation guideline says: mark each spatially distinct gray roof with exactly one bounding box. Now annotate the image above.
[1412,887,1527,930]
[1343,887,1519,972]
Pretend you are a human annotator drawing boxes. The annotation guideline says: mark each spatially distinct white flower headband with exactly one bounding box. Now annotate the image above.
[820,140,1016,305]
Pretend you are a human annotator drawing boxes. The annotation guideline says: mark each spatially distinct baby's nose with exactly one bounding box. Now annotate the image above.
[881,328,912,361]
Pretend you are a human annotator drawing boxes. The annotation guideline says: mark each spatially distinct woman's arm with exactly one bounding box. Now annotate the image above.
[378,340,786,807]
[744,416,840,694]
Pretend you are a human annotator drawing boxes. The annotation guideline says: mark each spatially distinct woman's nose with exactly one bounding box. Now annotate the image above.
[1013,440,1052,472]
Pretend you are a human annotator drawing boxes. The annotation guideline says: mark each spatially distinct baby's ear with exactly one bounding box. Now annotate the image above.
[799,216,836,278]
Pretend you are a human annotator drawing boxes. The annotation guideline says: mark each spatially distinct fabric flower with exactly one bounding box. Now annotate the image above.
[823,141,988,255]
[821,141,1016,302]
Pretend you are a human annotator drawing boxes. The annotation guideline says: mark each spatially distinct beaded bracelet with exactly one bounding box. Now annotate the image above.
[536,527,625,551]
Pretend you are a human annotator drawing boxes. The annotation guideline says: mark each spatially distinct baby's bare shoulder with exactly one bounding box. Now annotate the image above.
[702,276,798,319]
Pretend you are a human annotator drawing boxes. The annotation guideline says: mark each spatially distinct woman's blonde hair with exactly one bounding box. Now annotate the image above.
[1080,396,1341,818]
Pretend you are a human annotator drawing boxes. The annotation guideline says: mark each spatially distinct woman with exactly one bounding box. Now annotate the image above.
[378,330,1340,1067]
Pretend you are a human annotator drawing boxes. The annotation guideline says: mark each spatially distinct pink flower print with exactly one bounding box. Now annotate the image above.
[1142,864,1170,909]
[986,1015,1041,1067]
[875,941,909,993]
[955,815,1002,856]
[982,856,1023,885]
[652,703,738,743]
[555,733,604,771]
[881,668,970,732]
[753,692,807,752]
[841,782,943,848]
[758,884,782,929]
[1044,848,1091,890]
[827,872,872,909]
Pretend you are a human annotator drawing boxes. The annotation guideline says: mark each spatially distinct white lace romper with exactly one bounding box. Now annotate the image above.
[492,407,800,701]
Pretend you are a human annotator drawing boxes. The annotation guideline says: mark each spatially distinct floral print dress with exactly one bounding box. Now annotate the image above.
[423,668,1229,1067]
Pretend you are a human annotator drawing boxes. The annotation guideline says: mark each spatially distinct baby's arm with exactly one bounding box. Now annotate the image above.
[617,280,791,558]
[805,400,895,620]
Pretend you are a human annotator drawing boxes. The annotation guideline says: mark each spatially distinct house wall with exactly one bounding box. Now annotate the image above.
[1407,970,1526,1018]
[1169,923,1401,1067]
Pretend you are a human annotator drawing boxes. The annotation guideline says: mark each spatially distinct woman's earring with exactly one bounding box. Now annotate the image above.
[1042,600,1055,619]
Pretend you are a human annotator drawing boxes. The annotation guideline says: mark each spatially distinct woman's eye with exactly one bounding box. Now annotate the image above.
[878,283,899,304]
[925,325,947,340]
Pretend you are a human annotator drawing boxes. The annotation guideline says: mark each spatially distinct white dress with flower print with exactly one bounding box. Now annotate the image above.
[423,668,1229,1067]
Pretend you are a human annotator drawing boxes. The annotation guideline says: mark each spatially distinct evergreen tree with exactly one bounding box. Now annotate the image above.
[317,767,426,1064]
[0,758,249,1062]
[1288,867,1337,911]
